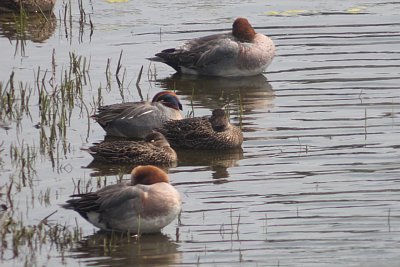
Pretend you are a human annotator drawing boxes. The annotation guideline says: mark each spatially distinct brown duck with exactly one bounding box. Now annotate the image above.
[156,109,243,150]
[86,132,177,165]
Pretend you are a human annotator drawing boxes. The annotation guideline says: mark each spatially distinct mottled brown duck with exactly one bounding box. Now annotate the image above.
[156,109,243,150]
[86,132,177,165]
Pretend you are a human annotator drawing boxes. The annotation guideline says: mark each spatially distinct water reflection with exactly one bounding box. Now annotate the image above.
[85,160,175,177]
[175,148,243,179]
[156,74,275,113]
[0,0,55,13]
[85,148,242,179]
[0,12,56,44]
[70,231,181,267]
[0,204,9,229]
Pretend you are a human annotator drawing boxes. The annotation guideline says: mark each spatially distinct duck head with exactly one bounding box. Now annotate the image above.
[152,91,183,111]
[232,17,256,42]
[209,109,229,132]
[131,165,170,185]
[145,131,171,147]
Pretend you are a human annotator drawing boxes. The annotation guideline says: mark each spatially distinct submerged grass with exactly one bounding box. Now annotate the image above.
[0,17,162,264]
[0,47,99,265]
[0,210,82,264]
[9,141,37,189]
[33,50,92,165]
[13,7,28,56]
[0,72,32,130]
[60,0,94,43]
[0,181,82,265]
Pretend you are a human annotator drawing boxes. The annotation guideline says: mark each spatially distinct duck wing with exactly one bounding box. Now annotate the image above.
[93,101,178,138]
[155,33,238,71]
[63,183,144,219]
[87,140,149,162]
[157,117,214,148]
[92,101,153,126]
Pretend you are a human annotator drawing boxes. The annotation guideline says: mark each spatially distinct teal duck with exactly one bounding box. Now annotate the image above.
[156,109,243,150]
[92,91,183,139]
[86,132,177,165]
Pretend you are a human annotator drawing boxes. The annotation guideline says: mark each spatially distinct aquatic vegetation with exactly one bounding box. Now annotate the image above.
[61,0,93,43]
[0,1,166,266]
[33,50,92,164]
[0,210,82,264]
[0,46,143,266]
[9,142,37,189]
[0,72,31,131]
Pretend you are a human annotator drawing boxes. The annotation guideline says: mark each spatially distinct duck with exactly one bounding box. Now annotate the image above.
[85,131,177,165]
[149,17,275,77]
[156,109,243,150]
[62,165,181,234]
[92,91,183,139]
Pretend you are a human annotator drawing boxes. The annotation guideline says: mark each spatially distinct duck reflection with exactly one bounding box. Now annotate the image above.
[0,12,56,43]
[69,231,181,267]
[0,0,56,13]
[155,74,275,114]
[85,148,242,180]
[175,147,244,179]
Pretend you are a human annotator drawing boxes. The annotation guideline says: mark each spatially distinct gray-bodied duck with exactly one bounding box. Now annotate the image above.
[156,109,243,150]
[86,132,177,165]
[62,165,181,234]
[149,17,275,77]
[92,91,183,139]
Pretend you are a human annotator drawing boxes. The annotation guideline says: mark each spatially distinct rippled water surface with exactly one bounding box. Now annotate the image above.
[0,0,399,266]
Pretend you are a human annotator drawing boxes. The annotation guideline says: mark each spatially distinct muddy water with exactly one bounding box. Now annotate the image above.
[0,0,399,266]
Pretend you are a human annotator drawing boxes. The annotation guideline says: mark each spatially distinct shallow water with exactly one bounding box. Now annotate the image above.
[0,0,399,266]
